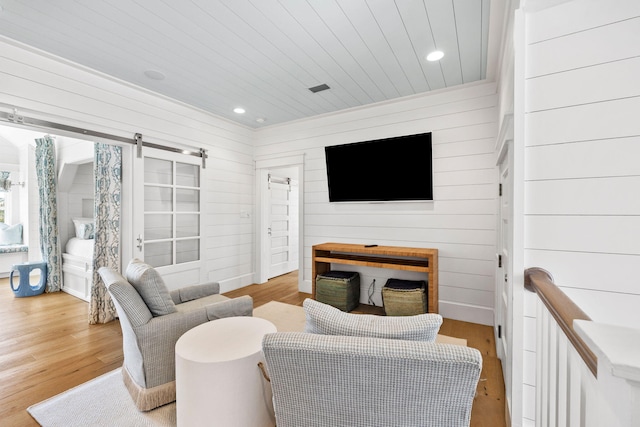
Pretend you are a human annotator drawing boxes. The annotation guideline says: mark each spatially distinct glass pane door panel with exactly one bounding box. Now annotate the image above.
[145,186,173,212]
[144,214,173,240]
[139,150,202,271]
[177,239,199,264]
[176,189,199,212]
[144,158,173,185]
[176,162,199,187]
[176,214,199,238]
[145,241,173,267]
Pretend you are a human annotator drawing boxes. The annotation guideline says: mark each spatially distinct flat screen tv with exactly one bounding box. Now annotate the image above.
[324,132,433,202]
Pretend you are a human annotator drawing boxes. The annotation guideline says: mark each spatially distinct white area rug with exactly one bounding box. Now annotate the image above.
[28,301,464,426]
[27,368,176,427]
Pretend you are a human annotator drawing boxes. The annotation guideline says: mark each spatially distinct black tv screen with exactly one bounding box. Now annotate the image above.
[324,132,433,202]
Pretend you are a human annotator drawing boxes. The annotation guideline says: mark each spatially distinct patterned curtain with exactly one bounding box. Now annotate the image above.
[89,143,122,324]
[35,136,62,292]
[0,171,10,191]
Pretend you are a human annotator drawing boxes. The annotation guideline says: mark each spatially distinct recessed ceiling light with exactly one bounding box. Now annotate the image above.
[144,69,166,80]
[256,118,266,123]
[233,107,246,114]
[426,50,444,62]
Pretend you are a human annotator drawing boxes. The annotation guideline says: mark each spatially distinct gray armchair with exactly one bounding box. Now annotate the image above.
[98,259,253,411]
[259,299,481,426]
[262,332,482,427]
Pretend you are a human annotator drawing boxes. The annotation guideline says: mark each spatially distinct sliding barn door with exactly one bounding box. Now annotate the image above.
[132,148,202,288]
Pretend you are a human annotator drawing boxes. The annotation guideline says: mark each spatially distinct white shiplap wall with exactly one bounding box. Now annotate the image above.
[521,1,640,425]
[0,37,256,291]
[255,82,499,325]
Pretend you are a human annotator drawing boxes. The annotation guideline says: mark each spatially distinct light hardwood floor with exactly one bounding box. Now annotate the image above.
[0,272,505,427]
[0,276,123,427]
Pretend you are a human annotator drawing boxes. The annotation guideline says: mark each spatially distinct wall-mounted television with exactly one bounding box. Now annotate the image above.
[324,132,433,202]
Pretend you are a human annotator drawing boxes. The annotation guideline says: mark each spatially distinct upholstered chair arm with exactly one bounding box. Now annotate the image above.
[170,282,221,305]
[205,295,253,320]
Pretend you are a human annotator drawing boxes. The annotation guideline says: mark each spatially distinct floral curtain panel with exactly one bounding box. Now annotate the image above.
[35,136,63,293]
[90,143,121,324]
[0,171,11,191]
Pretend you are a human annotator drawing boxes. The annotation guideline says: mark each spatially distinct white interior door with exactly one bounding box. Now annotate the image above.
[267,173,297,279]
[255,157,304,288]
[132,148,202,289]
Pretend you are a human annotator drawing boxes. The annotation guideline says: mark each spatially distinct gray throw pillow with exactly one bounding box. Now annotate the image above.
[125,259,177,316]
[303,298,442,342]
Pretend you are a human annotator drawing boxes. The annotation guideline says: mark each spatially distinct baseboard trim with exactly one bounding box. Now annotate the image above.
[300,279,312,294]
[439,301,494,326]
[61,287,90,302]
[218,273,255,293]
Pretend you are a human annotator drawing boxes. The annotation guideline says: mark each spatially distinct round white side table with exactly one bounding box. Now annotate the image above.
[175,316,277,427]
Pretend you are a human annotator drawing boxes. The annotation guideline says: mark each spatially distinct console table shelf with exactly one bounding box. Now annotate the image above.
[312,243,438,313]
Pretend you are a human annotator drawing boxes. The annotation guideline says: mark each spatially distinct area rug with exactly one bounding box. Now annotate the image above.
[27,368,176,427]
[253,300,307,331]
[28,301,464,426]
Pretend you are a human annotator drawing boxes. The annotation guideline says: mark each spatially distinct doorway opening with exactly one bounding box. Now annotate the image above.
[0,122,133,300]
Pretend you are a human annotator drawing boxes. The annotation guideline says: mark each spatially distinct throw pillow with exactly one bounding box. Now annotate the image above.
[303,298,442,342]
[125,258,177,316]
[0,224,23,245]
[72,218,95,239]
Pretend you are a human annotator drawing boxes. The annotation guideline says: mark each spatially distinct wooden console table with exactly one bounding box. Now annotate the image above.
[312,243,438,313]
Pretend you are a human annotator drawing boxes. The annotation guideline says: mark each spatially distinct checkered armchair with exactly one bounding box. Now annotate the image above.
[262,332,482,427]
[98,259,253,411]
[262,300,482,427]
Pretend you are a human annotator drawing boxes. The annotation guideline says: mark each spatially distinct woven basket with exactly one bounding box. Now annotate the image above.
[382,279,427,316]
[316,271,360,312]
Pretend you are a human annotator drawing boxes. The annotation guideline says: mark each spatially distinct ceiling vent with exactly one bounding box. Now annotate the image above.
[308,84,330,93]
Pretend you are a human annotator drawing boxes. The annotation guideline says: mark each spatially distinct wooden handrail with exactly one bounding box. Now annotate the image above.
[524,267,598,377]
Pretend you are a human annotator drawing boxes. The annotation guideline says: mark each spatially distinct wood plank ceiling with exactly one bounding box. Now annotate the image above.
[0,0,498,128]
